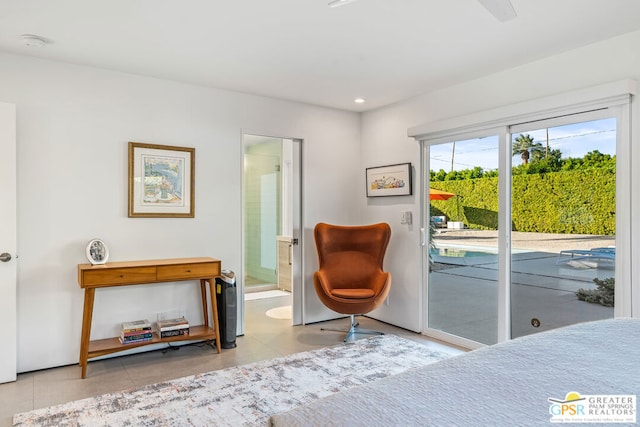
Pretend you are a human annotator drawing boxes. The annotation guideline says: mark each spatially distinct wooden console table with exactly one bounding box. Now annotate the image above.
[77,257,222,378]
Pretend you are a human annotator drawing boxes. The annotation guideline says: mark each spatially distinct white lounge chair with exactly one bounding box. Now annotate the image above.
[556,246,615,266]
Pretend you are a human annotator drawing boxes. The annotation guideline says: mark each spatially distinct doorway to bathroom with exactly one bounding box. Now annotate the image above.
[242,134,302,328]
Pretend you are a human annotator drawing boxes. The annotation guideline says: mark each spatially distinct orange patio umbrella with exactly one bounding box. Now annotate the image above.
[429,188,456,200]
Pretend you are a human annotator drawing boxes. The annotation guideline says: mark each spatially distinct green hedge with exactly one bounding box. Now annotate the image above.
[430,168,615,235]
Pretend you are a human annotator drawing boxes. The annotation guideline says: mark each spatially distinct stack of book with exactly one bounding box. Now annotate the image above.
[120,319,153,344]
[155,316,190,338]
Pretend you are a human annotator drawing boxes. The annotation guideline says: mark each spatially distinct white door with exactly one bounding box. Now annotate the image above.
[0,102,17,383]
[289,139,303,325]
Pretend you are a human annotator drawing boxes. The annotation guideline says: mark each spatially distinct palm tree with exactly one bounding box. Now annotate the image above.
[513,134,544,165]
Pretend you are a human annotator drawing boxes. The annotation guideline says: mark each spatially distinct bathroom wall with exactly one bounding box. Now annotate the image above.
[244,138,281,286]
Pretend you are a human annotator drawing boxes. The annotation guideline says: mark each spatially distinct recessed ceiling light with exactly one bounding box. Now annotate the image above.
[354,98,366,104]
[21,34,48,48]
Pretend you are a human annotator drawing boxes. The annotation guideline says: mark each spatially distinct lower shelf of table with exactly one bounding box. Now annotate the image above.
[87,325,219,359]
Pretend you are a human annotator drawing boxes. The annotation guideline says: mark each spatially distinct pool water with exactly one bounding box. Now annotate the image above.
[430,247,497,258]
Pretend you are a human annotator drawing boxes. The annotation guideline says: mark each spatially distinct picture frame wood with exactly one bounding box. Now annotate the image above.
[366,162,412,197]
[128,142,195,218]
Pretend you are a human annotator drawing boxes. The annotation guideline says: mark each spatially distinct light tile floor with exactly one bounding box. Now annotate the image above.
[0,294,461,426]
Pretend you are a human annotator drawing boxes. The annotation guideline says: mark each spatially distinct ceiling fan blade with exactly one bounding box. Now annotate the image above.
[327,0,517,21]
[477,0,517,22]
[328,0,359,8]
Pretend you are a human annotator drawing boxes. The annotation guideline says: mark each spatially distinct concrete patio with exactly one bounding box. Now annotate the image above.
[429,230,614,344]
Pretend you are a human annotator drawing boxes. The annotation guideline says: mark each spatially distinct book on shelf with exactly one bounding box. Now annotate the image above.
[120,331,153,341]
[158,328,189,338]
[121,319,152,333]
[156,323,191,332]
[121,329,153,338]
[154,316,189,338]
[156,316,189,330]
[119,335,153,344]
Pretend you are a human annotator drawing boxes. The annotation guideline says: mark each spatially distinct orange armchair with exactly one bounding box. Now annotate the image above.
[313,222,392,341]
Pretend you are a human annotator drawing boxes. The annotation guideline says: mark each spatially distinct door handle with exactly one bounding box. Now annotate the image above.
[0,252,12,262]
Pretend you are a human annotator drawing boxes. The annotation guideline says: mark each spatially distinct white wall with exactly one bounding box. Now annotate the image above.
[6,28,640,372]
[360,29,640,332]
[0,52,360,372]
[0,102,17,383]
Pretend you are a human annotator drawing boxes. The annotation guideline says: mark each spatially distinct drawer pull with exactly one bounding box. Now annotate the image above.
[187,269,191,272]
[120,274,124,278]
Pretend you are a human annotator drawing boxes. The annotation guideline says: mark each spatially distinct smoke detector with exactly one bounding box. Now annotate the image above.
[21,34,48,48]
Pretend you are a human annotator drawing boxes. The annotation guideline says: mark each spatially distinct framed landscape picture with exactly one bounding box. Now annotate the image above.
[366,162,412,197]
[128,142,195,218]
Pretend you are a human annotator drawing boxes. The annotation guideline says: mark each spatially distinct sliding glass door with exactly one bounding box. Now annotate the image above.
[510,114,616,338]
[421,105,628,347]
[426,135,500,345]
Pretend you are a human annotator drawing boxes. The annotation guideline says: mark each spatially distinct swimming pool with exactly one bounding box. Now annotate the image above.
[430,247,497,258]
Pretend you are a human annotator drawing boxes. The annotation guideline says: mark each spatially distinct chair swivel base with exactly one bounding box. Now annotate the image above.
[321,314,384,342]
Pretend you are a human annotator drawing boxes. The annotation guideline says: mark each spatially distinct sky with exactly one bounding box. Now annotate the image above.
[429,117,616,172]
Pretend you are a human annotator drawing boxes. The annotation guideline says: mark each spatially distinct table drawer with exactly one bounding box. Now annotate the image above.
[157,262,219,281]
[82,267,157,286]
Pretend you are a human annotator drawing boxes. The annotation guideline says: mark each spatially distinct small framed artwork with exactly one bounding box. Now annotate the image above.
[366,162,412,197]
[86,239,109,265]
[128,142,195,218]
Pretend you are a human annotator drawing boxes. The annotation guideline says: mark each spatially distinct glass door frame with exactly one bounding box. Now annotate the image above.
[417,87,632,348]
[421,126,510,349]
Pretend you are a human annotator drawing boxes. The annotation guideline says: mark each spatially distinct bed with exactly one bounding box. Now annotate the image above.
[269,318,639,426]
